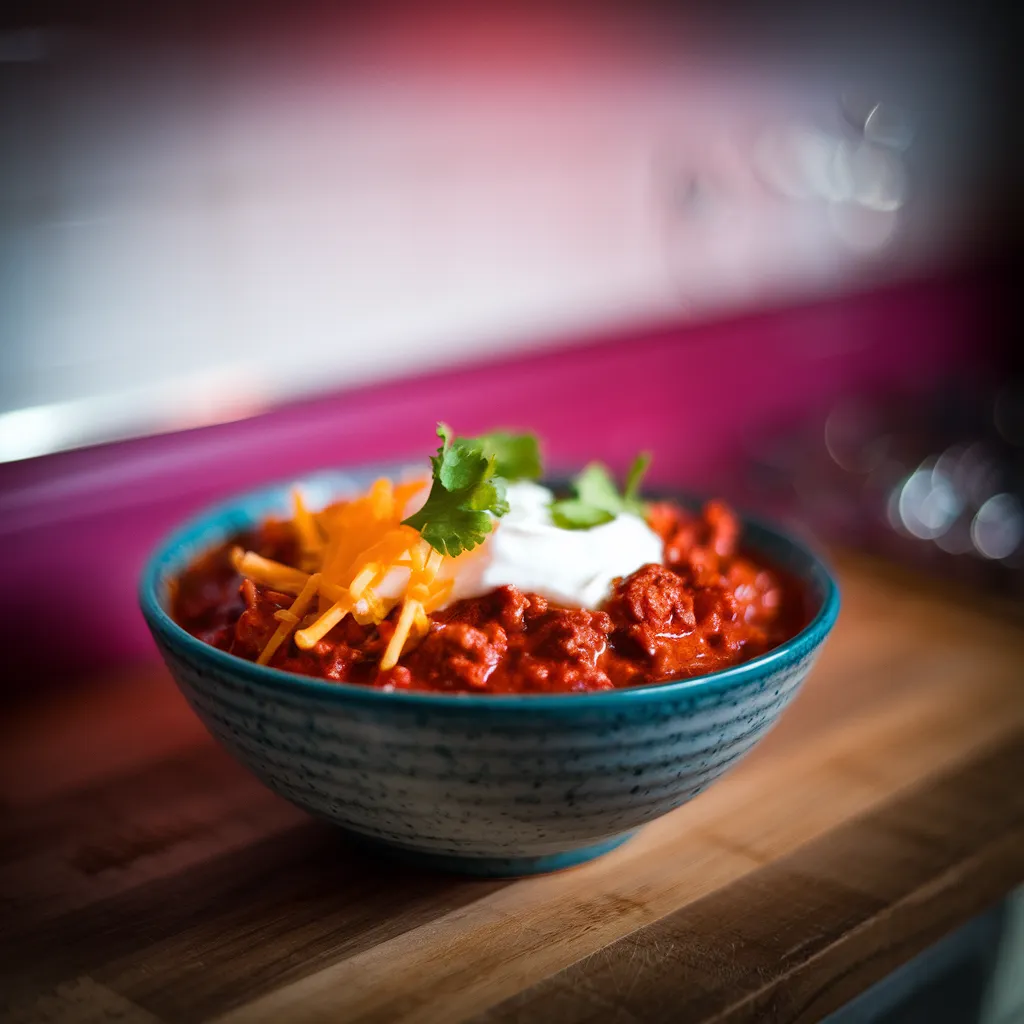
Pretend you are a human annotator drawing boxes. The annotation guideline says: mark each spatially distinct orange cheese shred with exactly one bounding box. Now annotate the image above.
[233,477,444,671]
[292,490,324,570]
[232,549,311,595]
[380,598,421,670]
[257,573,321,665]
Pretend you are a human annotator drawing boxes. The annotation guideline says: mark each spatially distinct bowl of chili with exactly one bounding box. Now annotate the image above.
[140,455,839,877]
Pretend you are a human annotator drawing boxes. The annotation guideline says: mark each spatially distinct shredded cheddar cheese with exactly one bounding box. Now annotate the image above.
[223,426,545,673]
[292,490,324,571]
[257,573,321,666]
[232,477,441,670]
[231,549,310,595]
[379,540,447,670]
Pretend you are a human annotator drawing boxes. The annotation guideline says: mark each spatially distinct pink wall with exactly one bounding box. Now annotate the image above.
[0,272,994,686]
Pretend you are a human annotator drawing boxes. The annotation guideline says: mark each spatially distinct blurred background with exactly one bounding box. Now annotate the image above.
[0,4,1020,1020]
[0,1,1016,459]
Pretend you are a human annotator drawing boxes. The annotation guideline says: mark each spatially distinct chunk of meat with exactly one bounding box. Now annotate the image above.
[441,585,538,633]
[402,621,509,691]
[276,639,364,682]
[607,564,695,632]
[704,501,740,559]
[645,501,686,544]
[510,607,614,692]
[231,580,290,658]
[662,501,742,583]
[692,584,738,628]
[724,562,785,630]
[530,607,612,661]
[605,564,696,661]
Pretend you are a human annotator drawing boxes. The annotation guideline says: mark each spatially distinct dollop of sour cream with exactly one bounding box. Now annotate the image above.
[438,480,664,608]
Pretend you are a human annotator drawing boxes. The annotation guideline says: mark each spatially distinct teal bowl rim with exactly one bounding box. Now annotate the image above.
[139,465,840,712]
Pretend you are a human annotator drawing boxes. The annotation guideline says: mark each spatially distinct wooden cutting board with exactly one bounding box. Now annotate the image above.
[2,556,1023,1024]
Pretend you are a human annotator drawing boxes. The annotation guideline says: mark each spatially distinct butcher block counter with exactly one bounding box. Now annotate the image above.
[2,555,1022,1024]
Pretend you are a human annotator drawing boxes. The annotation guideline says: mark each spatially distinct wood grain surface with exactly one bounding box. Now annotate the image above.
[2,557,1022,1024]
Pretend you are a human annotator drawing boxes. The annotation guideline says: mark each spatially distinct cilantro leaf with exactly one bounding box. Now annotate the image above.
[433,423,493,492]
[402,424,525,556]
[550,452,653,530]
[547,498,615,529]
[413,487,506,557]
[574,464,622,512]
[623,451,652,512]
[477,431,542,481]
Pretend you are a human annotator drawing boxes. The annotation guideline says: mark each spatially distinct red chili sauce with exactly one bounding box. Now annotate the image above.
[172,501,807,694]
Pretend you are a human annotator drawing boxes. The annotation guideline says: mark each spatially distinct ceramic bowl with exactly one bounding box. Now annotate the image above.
[140,467,840,876]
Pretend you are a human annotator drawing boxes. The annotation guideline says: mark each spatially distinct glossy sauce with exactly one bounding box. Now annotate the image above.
[173,500,806,694]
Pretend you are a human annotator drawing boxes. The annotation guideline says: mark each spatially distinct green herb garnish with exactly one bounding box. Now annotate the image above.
[477,430,543,482]
[550,452,652,530]
[402,423,541,556]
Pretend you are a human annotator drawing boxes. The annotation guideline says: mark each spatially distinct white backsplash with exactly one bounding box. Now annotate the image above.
[0,23,990,460]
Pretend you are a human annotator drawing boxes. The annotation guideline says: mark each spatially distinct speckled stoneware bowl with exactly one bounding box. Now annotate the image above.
[140,467,840,877]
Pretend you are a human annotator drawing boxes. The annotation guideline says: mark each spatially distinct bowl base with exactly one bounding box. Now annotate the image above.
[338,829,638,878]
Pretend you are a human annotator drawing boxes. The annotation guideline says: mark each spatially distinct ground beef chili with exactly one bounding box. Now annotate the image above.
[172,500,806,694]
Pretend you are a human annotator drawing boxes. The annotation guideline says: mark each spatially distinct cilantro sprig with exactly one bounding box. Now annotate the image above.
[402,423,541,556]
[478,430,543,481]
[549,452,652,530]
